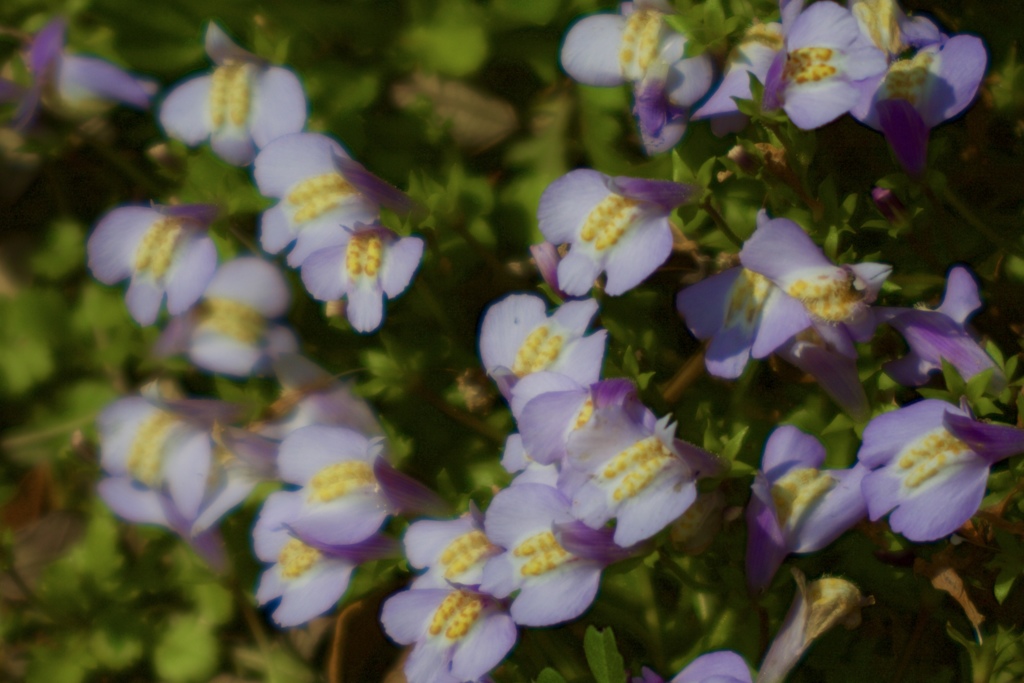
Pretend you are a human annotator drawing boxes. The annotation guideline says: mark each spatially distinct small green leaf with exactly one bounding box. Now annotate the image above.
[721,426,749,460]
[584,625,626,683]
[941,358,967,397]
[536,669,569,683]
[965,368,995,403]
[153,614,218,683]
[995,565,1017,604]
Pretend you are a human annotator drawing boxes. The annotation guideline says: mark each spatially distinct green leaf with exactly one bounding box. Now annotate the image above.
[536,669,569,683]
[965,368,995,403]
[941,358,967,397]
[721,426,749,460]
[995,565,1017,604]
[584,625,626,683]
[153,614,218,683]
[30,218,84,280]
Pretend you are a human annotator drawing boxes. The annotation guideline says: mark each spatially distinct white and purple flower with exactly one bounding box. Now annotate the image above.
[634,650,752,683]
[746,426,868,591]
[538,170,696,296]
[404,507,498,590]
[253,132,415,267]
[300,222,424,334]
[479,294,608,400]
[87,203,218,326]
[762,1,888,129]
[155,257,297,376]
[560,0,713,152]
[381,586,516,683]
[858,399,1024,541]
[159,23,307,166]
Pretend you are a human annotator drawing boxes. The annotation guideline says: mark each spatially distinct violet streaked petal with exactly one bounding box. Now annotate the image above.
[937,266,982,324]
[205,22,258,65]
[158,75,214,146]
[763,425,826,474]
[347,284,385,333]
[87,206,159,284]
[530,242,567,299]
[675,650,752,683]
[944,414,1024,464]
[878,98,928,177]
[375,458,451,517]
[380,236,424,299]
[250,66,307,149]
[745,477,788,591]
[449,610,517,681]
[56,55,155,109]
[126,276,165,326]
[706,322,755,379]
[334,154,417,215]
[560,14,628,87]
[784,79,860,130]
[164,234,218,315]
[538,169,613,245]
[786,1,860,50]
[603,213,673,295]
[762,51,787,111]
[676,268,740,340]
[666,54,714,109]
[159,203,219,224]
[98,477,170,526]
[777,340,869,421]
[609,177,697,211]
[923,34,987,128]
[29,19,65,77]
[740,216,832,281]
[750,292,810,358]
[556,520,637,563]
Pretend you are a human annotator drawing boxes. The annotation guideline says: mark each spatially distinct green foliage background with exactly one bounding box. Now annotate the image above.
[1,0,1024,682]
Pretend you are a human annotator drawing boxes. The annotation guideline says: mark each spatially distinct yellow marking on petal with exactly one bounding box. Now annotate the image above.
[287,173,359,224]
[126,410,178,487]
[513,530,573,577]
[602,436,674,502]
[620,9,665,81]
[896,429,971,489]
[209,63,253,129]
[770,467,836,529]
[784,47,838,85]
[579,195,643,252]
[308,461,376,503]
[882,51,935,107]
[134,217,185,278]
[512,325,565,377]
[742,22,784,51]
[439,530,498,580]
[345,233,384,279]
[200,298,265,343]
[786,271,863,322]
[725,269,773,328]
[278,538,321,579]
[574,398,595,430]
[428,590,482,640]
[852,0,905,55]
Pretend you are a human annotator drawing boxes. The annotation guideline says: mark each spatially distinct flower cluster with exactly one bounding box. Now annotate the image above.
[19,1,1022,682]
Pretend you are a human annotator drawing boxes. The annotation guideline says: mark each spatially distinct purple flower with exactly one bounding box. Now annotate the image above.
[258,353,381,439]
[276,425,392,547]
[746,426,868,591]
[538,170,696,296]
[858,399,1024,541]
[774,333,870,419]
[529,242,570,301]
[634,650,752,683]
[560,1,712,153]
[404,507,499,590]
[478,294,608,400]
[499,434,560,487]
[159,23,306,166]
[300,223,424,333]
[155,257,297,376]
[561,406,725,547]
[87,203,218,326]
[481,483,627,626]
[509,372,642,467]
[253,491,398,627]
[253,132,415,267]
[762,1,887,129]
[851,33,987,176]
[13,18,156,129]
[192,426,278,535]
[381,587,516,683]
[876,266,1004,391]
[739,211,891,349]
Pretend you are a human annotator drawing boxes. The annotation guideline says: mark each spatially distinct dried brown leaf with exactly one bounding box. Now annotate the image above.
[914,557,985,632]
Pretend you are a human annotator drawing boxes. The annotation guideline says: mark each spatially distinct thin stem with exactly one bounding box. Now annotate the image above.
[1,413,98,450]
[661,346,706,405]
[411,382,505,445]
[700,199,743,248]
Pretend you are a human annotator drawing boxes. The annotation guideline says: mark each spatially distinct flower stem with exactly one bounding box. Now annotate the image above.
[700,199,743,248]
[935,186,1024,260]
